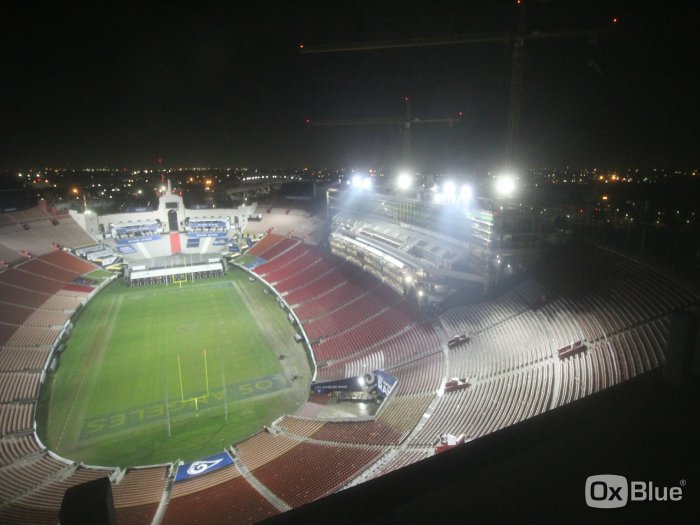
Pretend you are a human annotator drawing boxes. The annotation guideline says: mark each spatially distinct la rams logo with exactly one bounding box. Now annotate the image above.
[187,458,223,476]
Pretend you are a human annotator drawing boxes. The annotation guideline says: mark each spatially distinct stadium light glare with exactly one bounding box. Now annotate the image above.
[397,172,413,191]
[352,175,372,190]
[495,175,517,197]
[442,181,456,203]
[459,184,473,203]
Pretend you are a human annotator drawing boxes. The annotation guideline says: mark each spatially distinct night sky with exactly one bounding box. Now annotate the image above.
[1,1,698,170]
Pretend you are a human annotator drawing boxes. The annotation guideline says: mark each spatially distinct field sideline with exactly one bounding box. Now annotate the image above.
[36,269,311,467]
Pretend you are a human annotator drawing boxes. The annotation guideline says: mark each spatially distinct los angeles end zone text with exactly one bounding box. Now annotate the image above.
[81,374,290,439]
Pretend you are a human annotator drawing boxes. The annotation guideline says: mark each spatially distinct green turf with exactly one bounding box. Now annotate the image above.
[235,254,256,266]
[85,269,114,281]
[36,269,311,467]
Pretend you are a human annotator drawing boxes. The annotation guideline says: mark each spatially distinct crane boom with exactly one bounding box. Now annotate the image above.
[301,2,608,168]
[300,29,604,55]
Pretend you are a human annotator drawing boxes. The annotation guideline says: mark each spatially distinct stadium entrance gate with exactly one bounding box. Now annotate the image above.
[168,209,179,232]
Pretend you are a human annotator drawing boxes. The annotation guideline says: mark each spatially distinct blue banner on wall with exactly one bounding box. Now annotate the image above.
[374,370,398,397]
[175,451,234,482]
[187,232,228,239]
[116,235,161,245]
[311,376,364,394]
[116,245,137,254]
[188,220,228,228]
[311,370,398,396]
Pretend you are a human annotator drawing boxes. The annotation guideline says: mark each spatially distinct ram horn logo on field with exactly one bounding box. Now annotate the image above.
[187,458,224,476]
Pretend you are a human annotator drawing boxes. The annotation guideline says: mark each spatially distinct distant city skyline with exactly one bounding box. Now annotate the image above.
[1,1,698,169]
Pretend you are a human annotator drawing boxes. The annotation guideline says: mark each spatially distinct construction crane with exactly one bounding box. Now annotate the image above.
[301,1,609,169]
[305,97,460,166]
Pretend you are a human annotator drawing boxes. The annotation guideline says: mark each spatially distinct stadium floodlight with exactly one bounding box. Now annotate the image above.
[495,174,517,197]
[442,181,456,203]
[459,184,473,203]
[404,274,413,284]
[352,174,372,190]
[397,172,413,191]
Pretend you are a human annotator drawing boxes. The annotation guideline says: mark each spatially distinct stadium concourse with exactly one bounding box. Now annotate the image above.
[0,205,698,524]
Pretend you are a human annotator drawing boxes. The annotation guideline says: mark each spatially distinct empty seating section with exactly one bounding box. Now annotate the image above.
[310,297,434,364]
[0,244,108,519]
[6,326,62,348]
[303,291,394,340]
[0,453,70,503]
[0,283,51,308]
[0,372,41,402]
[446,311,552,381]
[0,243,20,263]
[4,467,116,524]
[0,347,50,371]
[17,258,80,284]
[276,416,327,438]
[39,294,83,310]
[377,394,434,437]
[294,278,370,320]
[0,434,43,466]
[248,441,382,508]
[0,304,35,326]
[0,210,96,256]
[24,309,71,327]
[245,233,283,257]
[0,324,16,347]
[283,264,360,306]
[606,317,669,385]
[163,462,279,525]
[113,467,168,525]
[274,256,339,294]
[311,420,403,446]
[0,402,34,436]
[368,448,432,480]
[388,353,444,396]
[253,244,309,278]
[440,297,525,337]
[264,249,319,283]
[255,237,298,262]
[1,268,64,296]
[411,362,554,445]
[235,432,301,472]
[318,322,441,380]
[41,249,99,274]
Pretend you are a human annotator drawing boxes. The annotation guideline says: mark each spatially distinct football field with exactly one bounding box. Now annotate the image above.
[37,270,311,467]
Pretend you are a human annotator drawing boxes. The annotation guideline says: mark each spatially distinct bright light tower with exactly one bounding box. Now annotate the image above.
[352,174,372,190]
[442,181,456,203]
[495,174,517,197]
[459,184,473,203]
[396,172,413,191]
